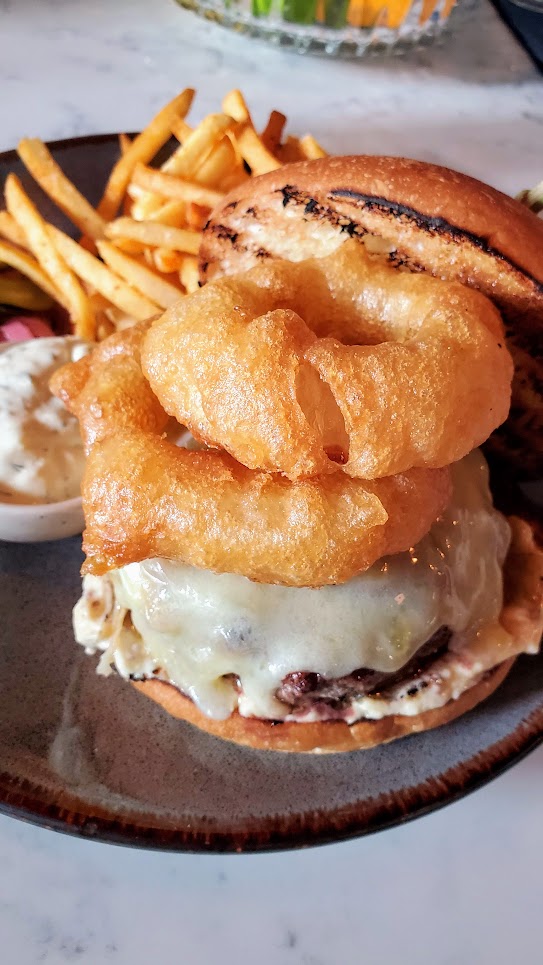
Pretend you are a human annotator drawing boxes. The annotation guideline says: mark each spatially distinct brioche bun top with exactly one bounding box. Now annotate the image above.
[200,155,543,289]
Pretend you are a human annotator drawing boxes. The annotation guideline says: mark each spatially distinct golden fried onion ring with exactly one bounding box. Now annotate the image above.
[142,241,513,480]
[52,326,452,585]
[81,430,451,585]
[50,320,169,452]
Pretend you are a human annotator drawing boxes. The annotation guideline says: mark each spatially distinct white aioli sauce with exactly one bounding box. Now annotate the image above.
[74,451,512,722]
[0,336,91,504]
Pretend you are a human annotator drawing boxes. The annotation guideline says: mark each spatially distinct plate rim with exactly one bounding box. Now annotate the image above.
[0,134,542,854]
[0,701,542,853]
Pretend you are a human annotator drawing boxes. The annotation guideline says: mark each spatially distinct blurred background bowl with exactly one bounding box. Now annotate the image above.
[175,0,460,57]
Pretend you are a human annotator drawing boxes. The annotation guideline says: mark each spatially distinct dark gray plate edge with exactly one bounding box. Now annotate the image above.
[0,704,542,854]
[0,132,136,167]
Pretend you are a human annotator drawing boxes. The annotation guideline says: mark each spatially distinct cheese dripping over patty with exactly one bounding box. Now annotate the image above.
[74,450,511,721]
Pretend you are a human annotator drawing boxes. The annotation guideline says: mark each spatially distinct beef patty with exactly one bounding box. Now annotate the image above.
[276,626,452,716]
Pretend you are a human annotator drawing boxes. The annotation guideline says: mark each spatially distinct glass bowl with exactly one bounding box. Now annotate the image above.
[175,0,458,57]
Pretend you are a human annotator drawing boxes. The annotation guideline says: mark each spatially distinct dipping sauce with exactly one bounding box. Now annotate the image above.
[0,336,91,504]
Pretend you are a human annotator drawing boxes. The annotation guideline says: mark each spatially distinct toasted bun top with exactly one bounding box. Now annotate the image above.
[201,156,543,288]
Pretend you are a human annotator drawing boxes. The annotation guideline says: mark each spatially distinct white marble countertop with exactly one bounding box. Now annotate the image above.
[0,0,542,962]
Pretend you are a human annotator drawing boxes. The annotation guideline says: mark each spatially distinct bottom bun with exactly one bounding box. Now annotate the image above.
[132,659,514,753]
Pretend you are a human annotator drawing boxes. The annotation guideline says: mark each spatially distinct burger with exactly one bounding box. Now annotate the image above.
[53,157,543,753]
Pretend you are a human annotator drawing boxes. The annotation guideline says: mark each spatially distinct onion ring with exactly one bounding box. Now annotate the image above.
[50,320,168,452]
[81,429,451,586]
[142,240,513,480]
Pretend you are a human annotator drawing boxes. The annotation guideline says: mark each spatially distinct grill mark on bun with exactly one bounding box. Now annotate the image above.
[203,215,274,263]
[278,184,364,237]
[207,223,240,245]
[219,180,543,299]
[275,183,543,295]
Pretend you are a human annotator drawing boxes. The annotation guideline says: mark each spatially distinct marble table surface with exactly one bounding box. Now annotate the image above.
[0,0,542,962]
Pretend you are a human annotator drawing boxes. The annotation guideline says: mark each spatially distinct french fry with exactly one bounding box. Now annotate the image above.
[179,256,200,294]
[129,129,189,222]
[110,238,146,256]
[118,133,132,156]
[298,134,327,160]
[0,238,60,303]
[88,293,117,340]
[147,200,186,226]
[127,183,145,200]
[162,113,235,178]
[222,90,251,124]
[222,90,280,175]
[5,174,95,338]
[185,203,208,231]
[104,306,140,331]
[277,136,306,164]
[1,86,328,343]
[235,126,281,176]
[119,134,135,215]
[48,224,160,322]
[0,210,28,248]
[261,111,287,155]
[171,118,192,144]
[130,113,235,223]
[131,164,224,209]
[130,193,165,221]
[17,138,106,241]
[105,218,201,255]
[97,88,195,220]
[97,240,182,309]
[195,137,246,190]
[153,248,185,273]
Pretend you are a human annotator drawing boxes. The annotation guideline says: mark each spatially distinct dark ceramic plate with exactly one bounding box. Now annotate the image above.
[0,136,542,854]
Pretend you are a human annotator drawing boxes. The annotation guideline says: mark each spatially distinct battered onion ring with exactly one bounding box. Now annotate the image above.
[142,240,513,480]
[81,430,451,586]
[50,321,169,452]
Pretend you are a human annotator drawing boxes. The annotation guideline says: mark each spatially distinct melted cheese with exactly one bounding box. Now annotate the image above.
[74,451,512,722]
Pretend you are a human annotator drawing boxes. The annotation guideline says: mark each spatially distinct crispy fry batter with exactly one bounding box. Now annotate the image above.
[131,164,224,209]
[17,138,106,241]
[96,240,182,309]
[261,111,287,154]
[80,430,451,585]
[5,174,95,338]
[1,87,328,338]
[163,113,236,178]
[0,210,28,248]
[298,134,327,160]
[97,88,195,220]
[235,126,281,176]
[0,238,61,303]
[142,241,513,480]
[178,256,199,293]
[48,225,160,321]
[105,218,201,254]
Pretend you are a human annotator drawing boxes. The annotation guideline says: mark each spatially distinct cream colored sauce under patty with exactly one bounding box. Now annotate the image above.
[0,336,91,504]
[73,450,525,723]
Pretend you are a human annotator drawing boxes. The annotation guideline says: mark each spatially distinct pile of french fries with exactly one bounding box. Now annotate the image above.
[0,88,327,342]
